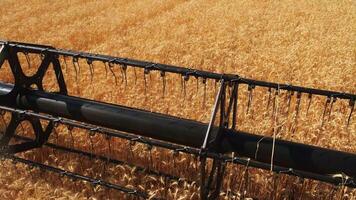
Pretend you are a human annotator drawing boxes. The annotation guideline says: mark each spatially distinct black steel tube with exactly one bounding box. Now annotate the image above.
[0,82,218,148]
[221,130,356,181]
[0,82,355,181]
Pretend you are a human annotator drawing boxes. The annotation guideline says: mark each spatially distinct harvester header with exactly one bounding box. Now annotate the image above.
[0,40,355,199]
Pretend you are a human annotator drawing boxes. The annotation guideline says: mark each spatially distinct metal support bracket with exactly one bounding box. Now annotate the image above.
[0,112,54,154]
[0,42,67,154]
[200,78,233,200]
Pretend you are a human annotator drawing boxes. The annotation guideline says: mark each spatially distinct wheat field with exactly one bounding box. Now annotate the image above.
[0,0,355,199]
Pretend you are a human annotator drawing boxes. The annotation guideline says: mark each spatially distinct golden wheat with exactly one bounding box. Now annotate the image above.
[0,0,355,199]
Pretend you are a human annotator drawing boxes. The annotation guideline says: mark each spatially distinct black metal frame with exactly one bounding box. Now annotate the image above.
[0,105,355,199]
[2,154,156,199]
[1,40,355,100]
[0,41,67,155]
[0,40,355,199]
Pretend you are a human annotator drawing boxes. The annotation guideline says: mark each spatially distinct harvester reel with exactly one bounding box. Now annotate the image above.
[0,40,354,199]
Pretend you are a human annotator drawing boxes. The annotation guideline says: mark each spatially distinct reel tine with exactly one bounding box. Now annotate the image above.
[133,68,137,85]
[223,82,235,127]
[196,76,199,93]
[72,57,80,95]
[231,82,239,130]
[103,62,108,78]
[108,62,118,85]
[271,85,280,170]
[88,60,96,98]
[77,57,81,75]
[72,57,79,81]
[295,92,302,118]
[291,92,302,134]
[121,64,128,87]
[183,74,189,99]
[214,79,218,96]
[24,52,31,69]
[286,91,294,115]
[347,99,355,128]
[321,96,331,127]
[180,74,184,96]
[86,59,94,84]
[149,69,153,82]
[53,54,62,83]
[39,53,45,61]
[160,71,166,98]
[272,88,279,119]
[306,93,313,116]
[246,84,255,116]
[62,56,69,76]
[202,78,207,108]
[266,88,273,116]
[119,66,125,84]
[144,68,150,95]
[328,97,336,121]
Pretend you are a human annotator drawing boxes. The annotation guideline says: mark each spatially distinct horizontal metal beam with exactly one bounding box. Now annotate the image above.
[1,40,355,100]
[3,154,154,199]
[11,134,184,183]
[0,82,355,184]
[1,105,355,188]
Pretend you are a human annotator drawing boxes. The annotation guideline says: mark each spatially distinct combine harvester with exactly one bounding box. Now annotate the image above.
[0,41,355,199]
